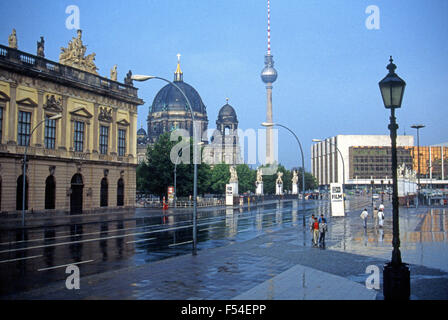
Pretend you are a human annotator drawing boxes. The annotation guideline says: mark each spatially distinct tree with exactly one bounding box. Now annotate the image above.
[136,132,212,198]
[236,164,256,194]
[209,163,230,195]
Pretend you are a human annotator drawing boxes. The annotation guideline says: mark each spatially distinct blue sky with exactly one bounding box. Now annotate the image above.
[1,0,447,170]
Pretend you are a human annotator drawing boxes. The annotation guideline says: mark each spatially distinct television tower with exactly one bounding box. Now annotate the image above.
[261,0,278,164]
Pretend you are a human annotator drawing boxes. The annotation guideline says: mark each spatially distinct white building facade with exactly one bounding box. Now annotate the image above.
[311,135,414,188]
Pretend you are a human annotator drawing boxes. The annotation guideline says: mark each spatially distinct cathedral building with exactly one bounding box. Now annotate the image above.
[138,56,241,166]
[0,29,143,214]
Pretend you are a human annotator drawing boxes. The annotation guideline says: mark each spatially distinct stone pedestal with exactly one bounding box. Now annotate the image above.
[292,183,298,195]
[276,183,283,195]
[256,182,263,195]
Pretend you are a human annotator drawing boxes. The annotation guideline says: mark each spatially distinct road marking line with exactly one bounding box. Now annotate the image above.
[0,255,43,264]
[37,259,94,272]
[168,240,193,247]
[126,237,156,244]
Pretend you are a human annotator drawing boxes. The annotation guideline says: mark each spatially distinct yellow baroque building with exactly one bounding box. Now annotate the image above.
[0,32,143,215]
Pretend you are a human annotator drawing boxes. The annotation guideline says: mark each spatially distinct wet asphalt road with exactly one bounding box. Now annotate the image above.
[3,195,444,298]
[1,199,341,297]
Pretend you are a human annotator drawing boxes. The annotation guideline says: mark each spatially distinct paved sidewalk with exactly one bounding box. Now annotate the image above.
[233,264,377,300]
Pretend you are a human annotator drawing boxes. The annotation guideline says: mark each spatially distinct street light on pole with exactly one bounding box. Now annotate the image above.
[132,74,200,256]
[22,113,62,229]
[379,56,410,299]
[261,122,306,225]
[312,138,346,213]
[411,124,425,208]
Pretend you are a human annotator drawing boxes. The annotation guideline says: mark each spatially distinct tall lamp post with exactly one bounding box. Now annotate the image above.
[411,124,424,208]
[312,138,346,212]
[22,114,62,228]
[261,122,306,225]
[132,74,199,256]
[379,56,410,299]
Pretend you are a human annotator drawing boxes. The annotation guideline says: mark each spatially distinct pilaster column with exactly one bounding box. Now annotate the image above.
[7,82,17,145]
[111,107,117,156]
[35,89,44,147]
[59,95,68,151]
[92,103,99,154]
[129,111,136,157]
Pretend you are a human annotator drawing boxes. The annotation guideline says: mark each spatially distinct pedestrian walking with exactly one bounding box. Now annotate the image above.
[319,216,328,248]
[360,208,369,228]
[373,207,378,224]
[378,208,385,228]
[312,217,320,247]
[309,214,315,244]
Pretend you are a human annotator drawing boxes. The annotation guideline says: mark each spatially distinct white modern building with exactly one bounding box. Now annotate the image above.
[311,135,414,188]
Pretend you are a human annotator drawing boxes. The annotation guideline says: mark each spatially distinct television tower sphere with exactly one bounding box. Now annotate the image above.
[261,54,278,84]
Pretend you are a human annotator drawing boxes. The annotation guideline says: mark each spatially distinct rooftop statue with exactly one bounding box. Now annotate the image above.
[8,29,17,49]
[37,36,45,57]
[110,64,117,81]
[59,29,98,75]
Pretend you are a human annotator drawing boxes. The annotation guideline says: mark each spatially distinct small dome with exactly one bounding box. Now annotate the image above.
[218,102,238,123]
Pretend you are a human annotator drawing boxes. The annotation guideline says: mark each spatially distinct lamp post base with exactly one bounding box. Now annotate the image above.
[383,262,410,300]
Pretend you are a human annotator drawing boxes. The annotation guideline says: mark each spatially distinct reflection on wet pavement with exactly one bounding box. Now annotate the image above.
[1,197,448,297]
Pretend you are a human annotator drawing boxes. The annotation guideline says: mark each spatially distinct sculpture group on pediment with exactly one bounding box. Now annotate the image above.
[44,94,63,112]
[59,29,98,75]
[98,106,113,122]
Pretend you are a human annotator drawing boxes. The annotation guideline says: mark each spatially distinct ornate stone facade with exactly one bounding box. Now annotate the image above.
[0,32,143,214]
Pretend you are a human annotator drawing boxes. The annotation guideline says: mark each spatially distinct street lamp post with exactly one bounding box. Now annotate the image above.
[411,124,425,208]
[22,114,62,229]
[379,56,410,300]
[132,74,199,256]
[261,122,306,225]
[174,152,181,208]
[312,138,346,212]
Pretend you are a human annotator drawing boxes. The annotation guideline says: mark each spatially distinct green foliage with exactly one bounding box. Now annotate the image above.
[136,135,319,197]
[236,164,256,194]
[209,163,230,194]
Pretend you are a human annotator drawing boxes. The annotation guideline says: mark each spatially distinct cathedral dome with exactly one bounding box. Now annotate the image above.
[151,81,207,114]
[137,127,147,136]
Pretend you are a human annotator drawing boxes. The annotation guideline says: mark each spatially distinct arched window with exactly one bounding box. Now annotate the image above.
[100,177,108,207]
[45,175,56,209]
[117,178,124,206]
[16,175,28,211]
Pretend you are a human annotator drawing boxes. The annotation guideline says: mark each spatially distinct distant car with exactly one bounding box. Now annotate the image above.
[372,194,380,200]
